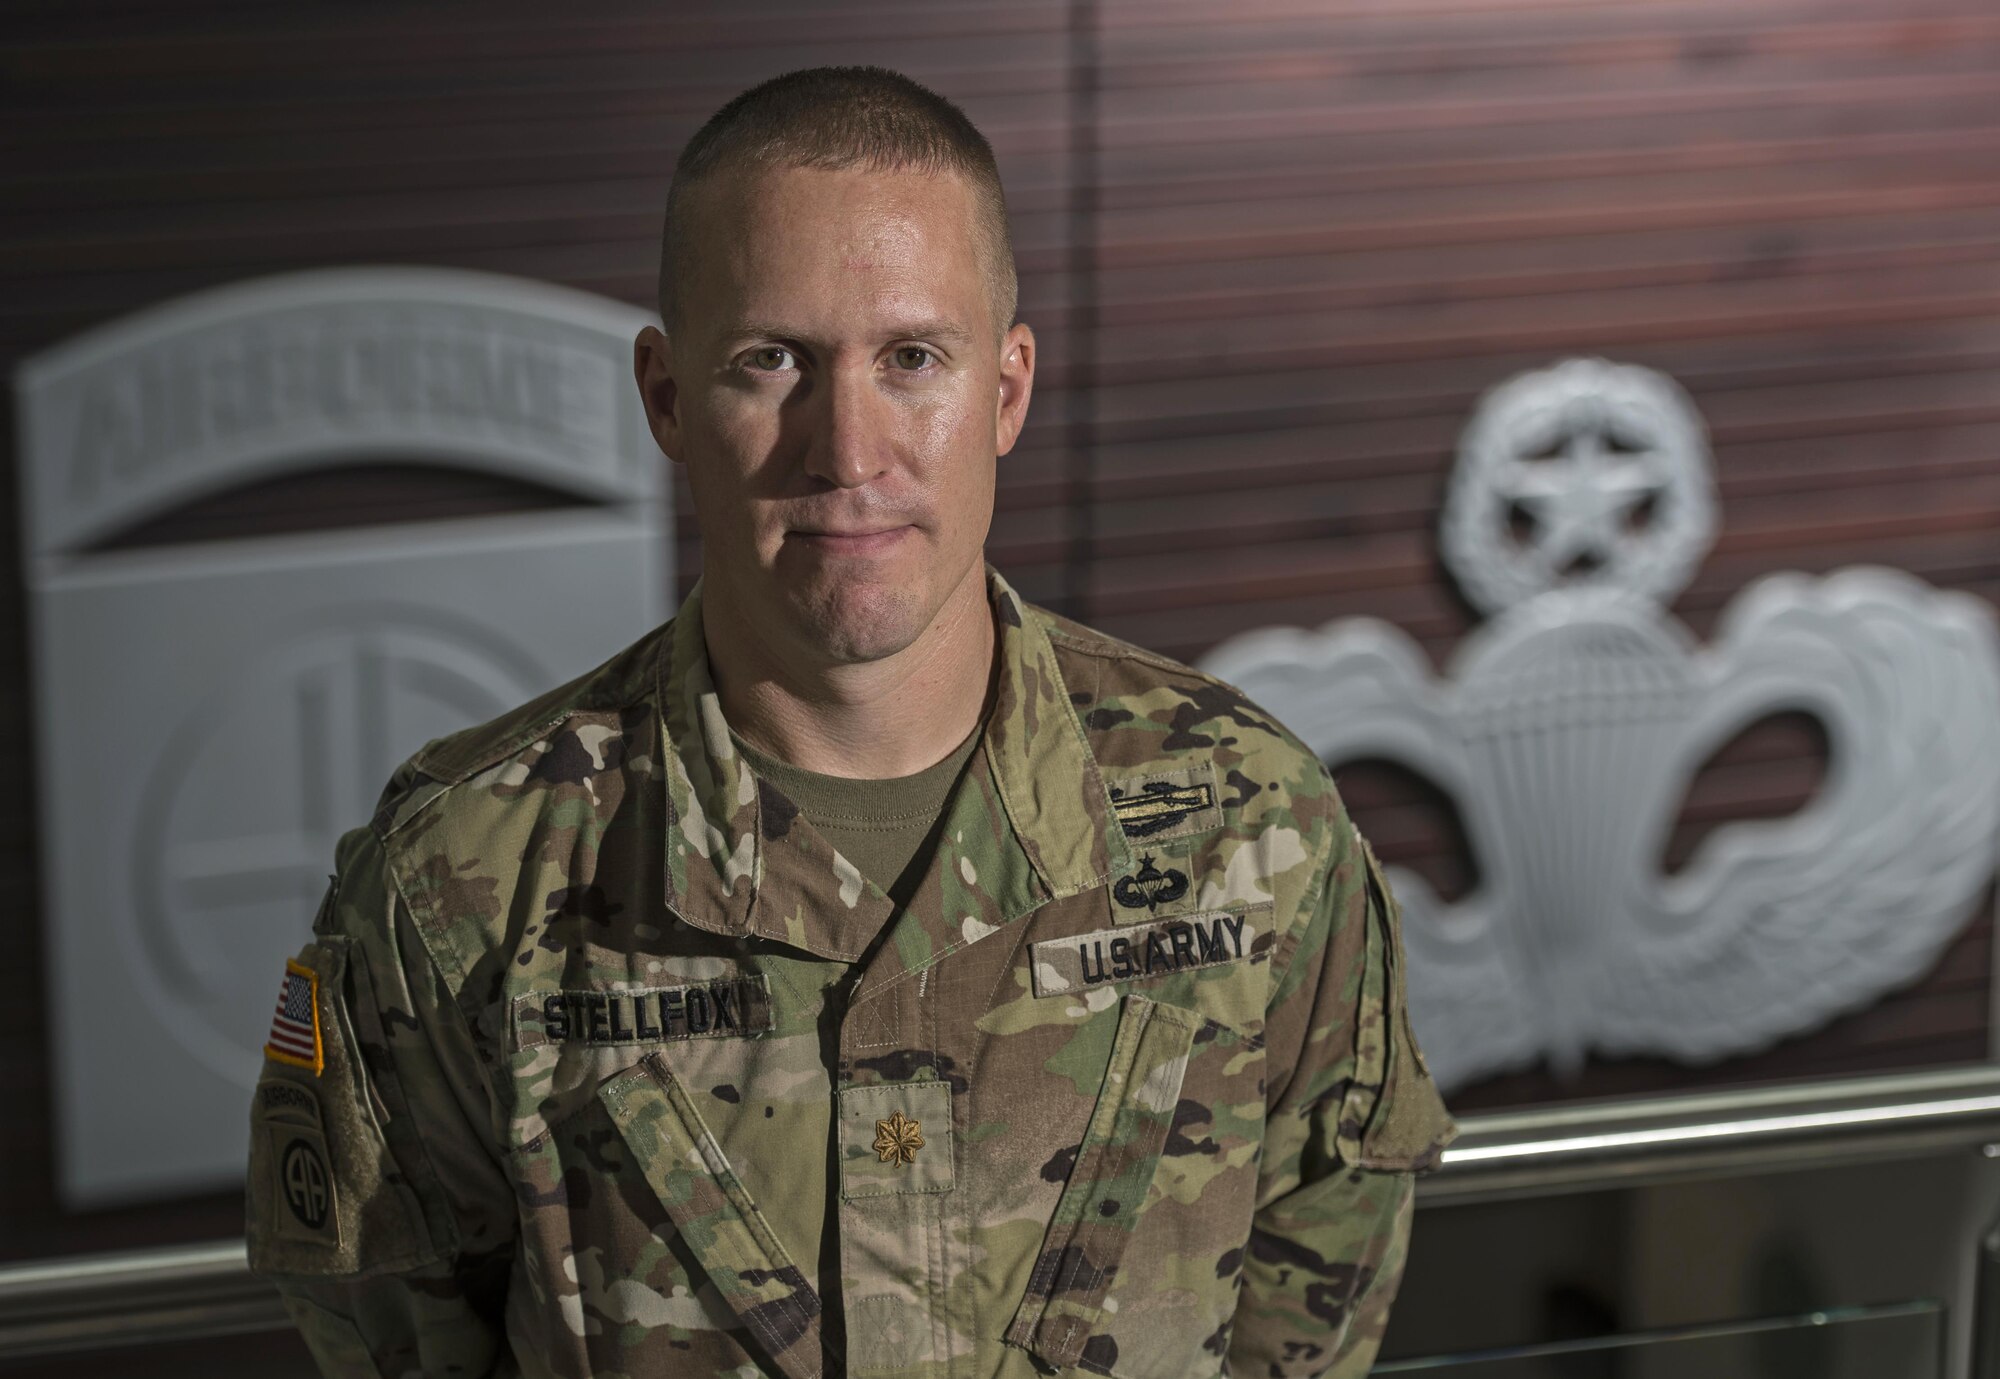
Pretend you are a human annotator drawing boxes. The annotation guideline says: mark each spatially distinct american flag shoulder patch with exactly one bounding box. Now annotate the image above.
[266,958,323,1075]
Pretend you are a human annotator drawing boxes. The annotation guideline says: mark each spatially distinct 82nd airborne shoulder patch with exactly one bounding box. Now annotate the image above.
[256,1079,341,1249]
[265,959,323,1075]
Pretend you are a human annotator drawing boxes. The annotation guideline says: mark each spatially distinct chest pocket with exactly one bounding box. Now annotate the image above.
[594,1054,826,1379]
[1004,993,1207,1373]
[504,1011,830,1377]
[1002,882,1272,1379]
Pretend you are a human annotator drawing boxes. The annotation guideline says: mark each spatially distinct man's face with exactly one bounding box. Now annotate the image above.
[636,163,1034,668]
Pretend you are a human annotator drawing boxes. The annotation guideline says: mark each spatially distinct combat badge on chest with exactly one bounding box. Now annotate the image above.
[1106,764,1220,842]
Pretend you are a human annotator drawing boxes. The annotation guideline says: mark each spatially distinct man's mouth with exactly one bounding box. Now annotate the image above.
[788,525,914,556]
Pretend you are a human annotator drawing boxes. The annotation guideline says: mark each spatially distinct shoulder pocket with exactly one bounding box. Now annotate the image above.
[1338,843,1458,1173]
[246,935,444,1277]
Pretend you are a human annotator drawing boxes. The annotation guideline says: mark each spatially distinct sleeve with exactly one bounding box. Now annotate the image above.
[245,821,520,1379]
[1227,817,1459,1379]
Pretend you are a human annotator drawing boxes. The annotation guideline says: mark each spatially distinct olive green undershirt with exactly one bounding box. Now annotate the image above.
[729,723,981,1364]
[731,725,982,909]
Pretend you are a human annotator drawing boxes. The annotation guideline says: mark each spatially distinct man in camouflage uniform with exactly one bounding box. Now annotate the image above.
[247,66,1456,1379]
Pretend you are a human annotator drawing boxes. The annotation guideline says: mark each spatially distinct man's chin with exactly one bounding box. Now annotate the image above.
[787,580,929,665]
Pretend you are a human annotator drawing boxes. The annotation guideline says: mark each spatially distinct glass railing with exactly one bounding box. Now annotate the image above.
[1376,1300,1944,1377]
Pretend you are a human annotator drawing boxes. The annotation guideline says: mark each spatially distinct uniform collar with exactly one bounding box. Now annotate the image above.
[657,566,1130,958]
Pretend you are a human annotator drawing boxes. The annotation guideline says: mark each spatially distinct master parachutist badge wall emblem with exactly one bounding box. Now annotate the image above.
[1204,357,2000,1092]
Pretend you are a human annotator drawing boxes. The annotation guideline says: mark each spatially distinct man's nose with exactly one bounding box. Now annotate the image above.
[801,363,893,490]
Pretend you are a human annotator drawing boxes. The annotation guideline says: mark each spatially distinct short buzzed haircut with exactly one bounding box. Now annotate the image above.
[658,66,1018,336]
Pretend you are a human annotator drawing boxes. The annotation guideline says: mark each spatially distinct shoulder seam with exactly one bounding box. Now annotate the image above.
[380,694,643,843]
[1043,625,1213,678]
[378,622,673,836]
[410,705,582,786]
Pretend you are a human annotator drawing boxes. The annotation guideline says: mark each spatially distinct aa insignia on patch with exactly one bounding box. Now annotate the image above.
[257,1080,341,1247]
[266,958,323,1074]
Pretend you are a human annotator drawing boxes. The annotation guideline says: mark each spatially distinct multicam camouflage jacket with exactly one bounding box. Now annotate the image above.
[247,567,1458,1379]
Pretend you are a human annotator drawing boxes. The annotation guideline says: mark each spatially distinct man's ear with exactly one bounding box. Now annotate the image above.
[995,322,1036,458]
[633,325,684,464]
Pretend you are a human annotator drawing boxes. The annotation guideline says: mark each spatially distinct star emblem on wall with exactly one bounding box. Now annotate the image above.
[1203,356,2000,1092]
[872,1110,925,1166]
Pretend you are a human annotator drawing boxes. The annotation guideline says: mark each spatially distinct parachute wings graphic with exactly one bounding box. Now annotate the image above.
[1204,359,2000,1091]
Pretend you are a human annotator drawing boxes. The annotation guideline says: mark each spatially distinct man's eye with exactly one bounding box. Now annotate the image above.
[892,346,934,371]
[747,346,795,371]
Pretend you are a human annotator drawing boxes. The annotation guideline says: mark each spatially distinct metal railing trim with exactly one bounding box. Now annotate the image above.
[4,1063,1998,1358]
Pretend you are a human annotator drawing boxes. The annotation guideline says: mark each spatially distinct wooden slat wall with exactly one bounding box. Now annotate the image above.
[0,0,1082,1262]
[1,0,1993,1256]
[1082,0,2000,1113]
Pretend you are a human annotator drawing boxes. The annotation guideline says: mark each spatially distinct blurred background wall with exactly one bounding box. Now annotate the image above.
[4,0,1996,1267]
